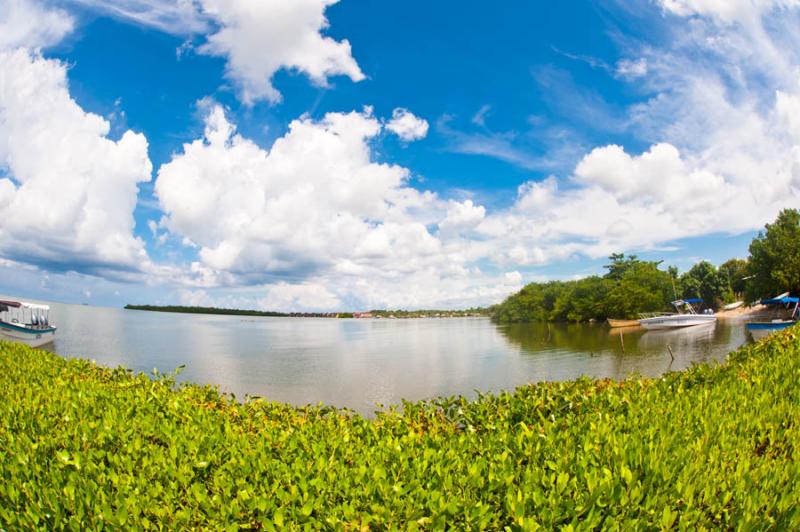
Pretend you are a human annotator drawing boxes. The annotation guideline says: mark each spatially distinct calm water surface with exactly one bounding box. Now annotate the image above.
[12,298,752,414]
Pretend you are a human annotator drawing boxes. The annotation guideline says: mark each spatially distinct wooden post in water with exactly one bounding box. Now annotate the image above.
[619,332,625,353]
[667,344,674,361]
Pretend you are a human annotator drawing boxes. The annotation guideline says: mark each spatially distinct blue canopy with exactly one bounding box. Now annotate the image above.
[672,298,703,305]
[760,296,800,305]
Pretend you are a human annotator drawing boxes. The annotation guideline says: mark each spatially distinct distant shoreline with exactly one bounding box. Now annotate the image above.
[124,304,492,319]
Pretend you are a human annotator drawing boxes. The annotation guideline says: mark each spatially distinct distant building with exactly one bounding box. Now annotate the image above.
[353,312,374,318]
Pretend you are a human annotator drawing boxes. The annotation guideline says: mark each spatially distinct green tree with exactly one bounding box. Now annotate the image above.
[604,253,642,281]
[746,209,800,300]
[551,276,613,322]
[718,258,748,300]
[679,261,726,310]
[606,262,674,318]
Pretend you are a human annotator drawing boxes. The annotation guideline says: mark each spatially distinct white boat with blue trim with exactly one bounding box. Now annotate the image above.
[746,296,798,341]
[638,299,717,330]
[0,300,57,348]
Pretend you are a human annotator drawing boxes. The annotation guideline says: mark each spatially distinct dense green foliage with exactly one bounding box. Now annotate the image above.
[718,258,749,298]
[492,256,675,323]
[494,209,800,323]
[3,331,800,529]
[677,261,726,308]
[747,208,800,301]
[369,308,493,318]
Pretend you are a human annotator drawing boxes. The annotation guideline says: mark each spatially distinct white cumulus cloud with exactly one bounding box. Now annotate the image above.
[0,49,152,276]
[156,104,432,280]
[386,108,429,142]
[154,104,528,309]
[198,0,364,104]
[63,0,364,105]
[0,0,74,50]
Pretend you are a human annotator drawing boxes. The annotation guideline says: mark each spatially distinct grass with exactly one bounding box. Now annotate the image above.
[1,327,799,529]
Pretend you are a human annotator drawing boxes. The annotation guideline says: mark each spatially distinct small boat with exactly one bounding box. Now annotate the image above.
[607,318,640,328]
[722,301,744,311]
[0,300,57,348]
[639,299,717,330]
[746,296,798,341]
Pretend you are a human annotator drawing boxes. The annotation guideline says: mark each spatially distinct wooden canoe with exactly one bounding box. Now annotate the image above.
[607,318,640,328]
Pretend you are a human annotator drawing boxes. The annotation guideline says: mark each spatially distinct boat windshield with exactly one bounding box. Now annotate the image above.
[671,299,704,314]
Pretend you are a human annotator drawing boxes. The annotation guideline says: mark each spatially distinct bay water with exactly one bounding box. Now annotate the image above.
[13,299,750,415]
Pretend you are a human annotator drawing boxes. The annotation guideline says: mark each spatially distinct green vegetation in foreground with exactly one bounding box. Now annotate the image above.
[2,332,800,529]
[493,208,800,323]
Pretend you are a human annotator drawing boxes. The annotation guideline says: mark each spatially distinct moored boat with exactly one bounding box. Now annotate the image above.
[607,318,640,328]
[0,300,57,348]
[722,301,744,311]
[746,296,798,341]
[639,299,717,330]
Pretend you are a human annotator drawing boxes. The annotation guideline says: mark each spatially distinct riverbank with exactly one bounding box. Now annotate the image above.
[1,328,799,527]
[125,304,491,319]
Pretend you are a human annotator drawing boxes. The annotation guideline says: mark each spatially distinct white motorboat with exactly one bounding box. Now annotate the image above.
[639,299,717,330]
[722,301,744,311]
[0,300,57,348]
[746,296,798,341]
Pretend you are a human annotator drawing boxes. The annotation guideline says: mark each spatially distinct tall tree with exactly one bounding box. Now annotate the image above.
[603,254,641,281]
[718,258,748,299]
[747,209,800,300]
[679,261,726,310]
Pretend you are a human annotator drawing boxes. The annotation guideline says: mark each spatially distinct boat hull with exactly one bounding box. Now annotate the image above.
[746,321,795,341]
[0,321,57,348]
[639,314,717,330]
[607,319,640,328]
[722,301,744,311]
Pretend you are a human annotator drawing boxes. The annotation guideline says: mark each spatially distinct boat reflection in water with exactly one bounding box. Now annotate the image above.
[637,321,717,355]
[499,318,740,382]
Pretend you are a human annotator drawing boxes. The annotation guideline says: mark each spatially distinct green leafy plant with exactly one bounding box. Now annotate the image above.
[2,329,800,529]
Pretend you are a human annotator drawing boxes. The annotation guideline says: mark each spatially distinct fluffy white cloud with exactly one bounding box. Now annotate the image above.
[438,199,485,235]
[386,108,429,142]
[156,105,425,277]
[197,0,364,104]
[0,49,152,275]
[0,0,74,50]
[64,0,364,105]
[154,104,527,309]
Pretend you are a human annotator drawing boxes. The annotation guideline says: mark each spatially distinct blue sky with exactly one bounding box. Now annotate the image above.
[1,0,799,310]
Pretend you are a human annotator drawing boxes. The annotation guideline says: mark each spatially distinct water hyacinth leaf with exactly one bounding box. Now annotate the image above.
[0,328,799,528]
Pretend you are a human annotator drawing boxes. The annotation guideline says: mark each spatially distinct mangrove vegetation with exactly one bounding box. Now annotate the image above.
[493,208,800,323]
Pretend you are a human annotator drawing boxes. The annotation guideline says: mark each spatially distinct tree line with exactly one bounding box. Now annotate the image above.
[493,208,800,323]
